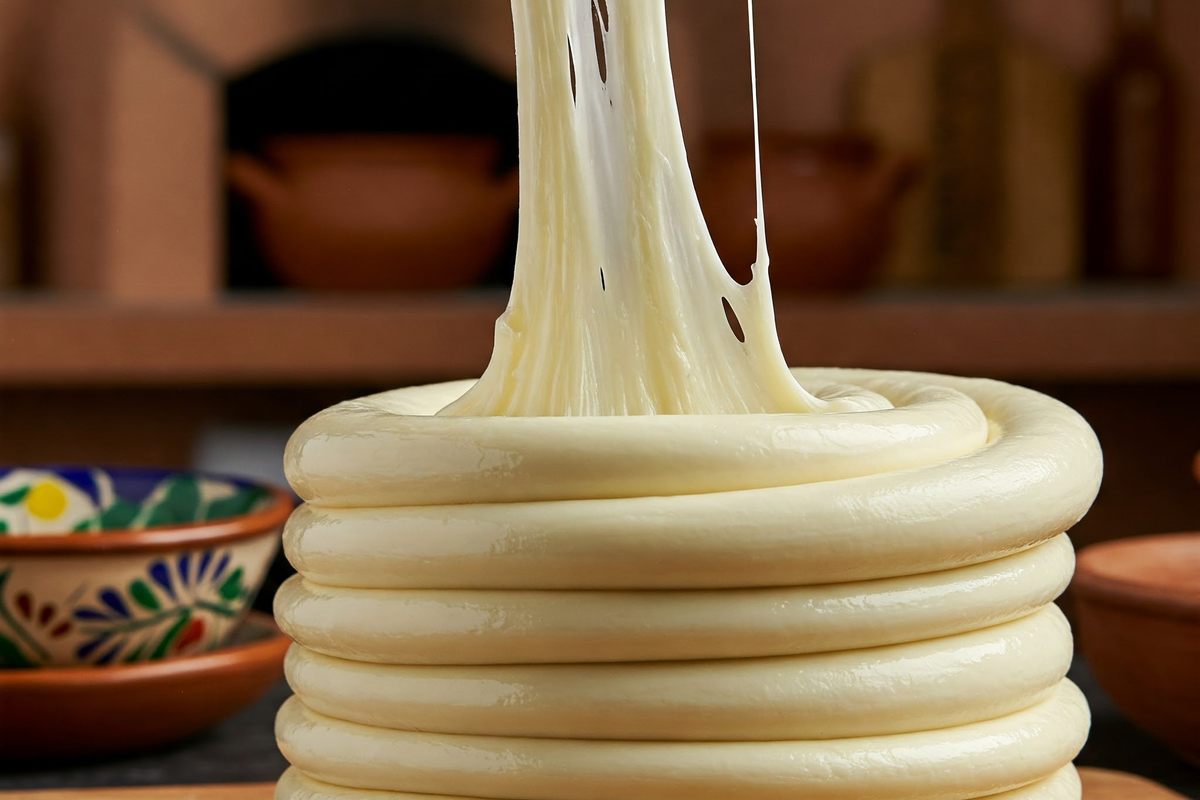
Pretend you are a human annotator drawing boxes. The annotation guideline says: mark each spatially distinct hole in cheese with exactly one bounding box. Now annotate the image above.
[722,297,746,343]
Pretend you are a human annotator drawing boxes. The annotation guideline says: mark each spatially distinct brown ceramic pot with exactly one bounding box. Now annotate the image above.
[229,135,520,292]
[698,133,916,293]
[0,611,289,760]
[1073,532,1200,766]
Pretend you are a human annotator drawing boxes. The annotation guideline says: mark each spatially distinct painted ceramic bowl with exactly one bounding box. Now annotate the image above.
[0,610,289,759]
[0,467,291,668]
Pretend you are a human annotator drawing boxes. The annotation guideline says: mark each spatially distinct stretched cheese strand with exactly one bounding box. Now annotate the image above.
[436,0,883,416]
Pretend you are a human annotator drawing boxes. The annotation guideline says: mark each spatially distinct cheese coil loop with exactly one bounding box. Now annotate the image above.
[283,370,1100,592]
[276,764,1083,800]
[275,534,1073,665]
[276,680,1089,800]
[286,374,979,507]
[283,604,1071,741]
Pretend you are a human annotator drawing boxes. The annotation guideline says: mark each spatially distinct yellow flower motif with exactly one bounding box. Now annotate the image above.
[26,481,68,520]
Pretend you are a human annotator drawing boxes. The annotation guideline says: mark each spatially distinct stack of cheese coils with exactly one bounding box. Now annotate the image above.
[274,367,1102,800]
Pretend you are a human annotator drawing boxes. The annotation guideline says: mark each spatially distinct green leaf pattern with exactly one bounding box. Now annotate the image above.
[129,579,160,611]
[0,470,271,536]
[0,469,274,667]
[150,609,193,660]
[0,632,33,667]
[0,486,30,505]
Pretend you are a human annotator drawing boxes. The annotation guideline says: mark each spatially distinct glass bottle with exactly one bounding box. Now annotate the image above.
[0,125,17,289]
[1085,0,1178,280]
[930,0,1005,285]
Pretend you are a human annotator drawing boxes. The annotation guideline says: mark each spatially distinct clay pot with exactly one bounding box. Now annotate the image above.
[228,135,520,291]
[698,133,916,293]
[1073,532,1200,766]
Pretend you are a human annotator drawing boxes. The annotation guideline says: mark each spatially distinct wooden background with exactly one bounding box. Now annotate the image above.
[0,1,1196,560]
[4,0,1195,281]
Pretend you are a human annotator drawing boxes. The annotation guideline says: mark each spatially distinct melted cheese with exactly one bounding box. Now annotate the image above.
[439,0,884,417]
[274,2,1102,798]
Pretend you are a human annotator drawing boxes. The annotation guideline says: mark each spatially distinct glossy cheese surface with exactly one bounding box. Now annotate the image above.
[273,0,1101,797]
[277,682,1089,800]
[283,604,1072,740]
[285,369,1100,591]
[275,534,1075,664]
[277,765,1084,800]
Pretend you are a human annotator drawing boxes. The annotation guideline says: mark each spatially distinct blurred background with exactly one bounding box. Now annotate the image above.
[0,0,1198,792]
[0,0,1197,610]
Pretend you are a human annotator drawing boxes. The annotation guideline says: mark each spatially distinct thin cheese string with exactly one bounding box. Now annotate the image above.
[748,0,768,280]
[438,0,882,417]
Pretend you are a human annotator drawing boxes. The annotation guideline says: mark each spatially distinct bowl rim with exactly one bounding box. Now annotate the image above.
[0,610,288,686]
[0,468,293,555]
[1073,531,1200,620]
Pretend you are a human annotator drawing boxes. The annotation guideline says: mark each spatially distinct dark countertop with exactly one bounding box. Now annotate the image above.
[2,658,1197,798]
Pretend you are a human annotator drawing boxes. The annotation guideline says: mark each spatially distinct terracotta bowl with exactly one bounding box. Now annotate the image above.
[0,467,291,667]
[1073,532,1200,766]
[0,610,288,760]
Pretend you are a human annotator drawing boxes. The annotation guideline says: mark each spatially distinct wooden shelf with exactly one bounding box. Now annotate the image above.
[1,290,1199,386]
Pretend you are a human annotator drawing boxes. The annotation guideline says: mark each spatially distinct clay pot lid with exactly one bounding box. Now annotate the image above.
[1074,532,1200,619]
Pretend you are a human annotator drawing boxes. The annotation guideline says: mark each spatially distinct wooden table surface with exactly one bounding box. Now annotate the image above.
[1081,768,1193,799]
[4,768,1187,799]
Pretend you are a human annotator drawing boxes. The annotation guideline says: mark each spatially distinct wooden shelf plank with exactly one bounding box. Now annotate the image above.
[774,291,1200,381]
[0,291,1198,386]
[0,294,505,386]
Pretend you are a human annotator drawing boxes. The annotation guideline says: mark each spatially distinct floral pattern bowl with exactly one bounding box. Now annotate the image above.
[0,467,292,668]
